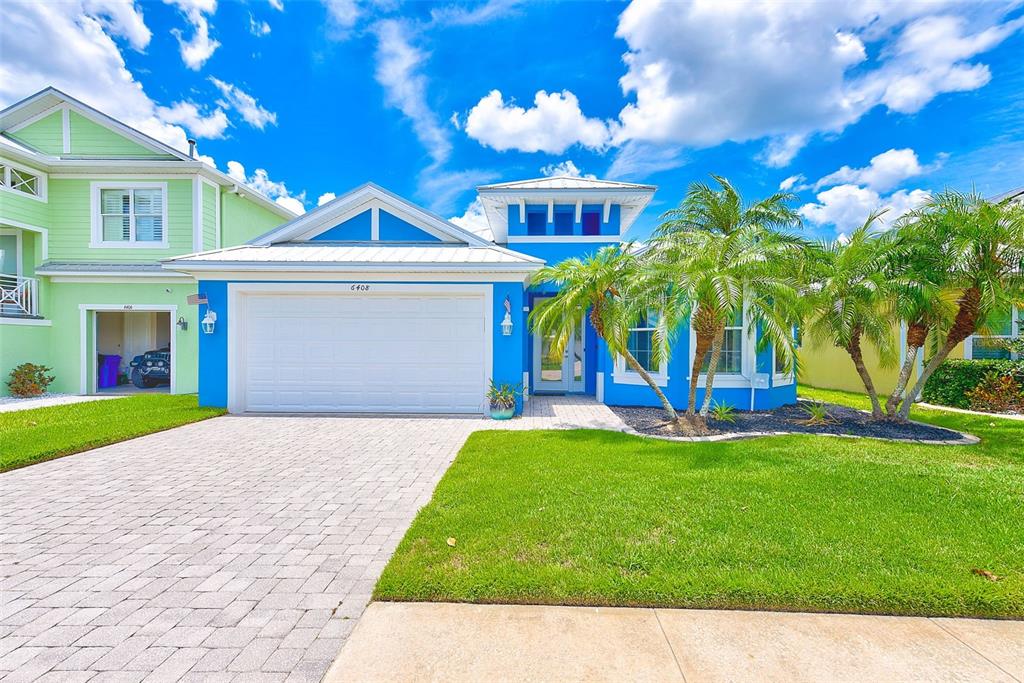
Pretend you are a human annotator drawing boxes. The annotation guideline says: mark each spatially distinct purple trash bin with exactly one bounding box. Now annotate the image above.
[98,354,121,389]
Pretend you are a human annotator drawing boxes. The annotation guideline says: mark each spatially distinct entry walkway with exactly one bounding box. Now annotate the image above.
[327,602,1024,682]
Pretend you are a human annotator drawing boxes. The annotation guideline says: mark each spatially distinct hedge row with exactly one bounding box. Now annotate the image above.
[921,359,1024,409]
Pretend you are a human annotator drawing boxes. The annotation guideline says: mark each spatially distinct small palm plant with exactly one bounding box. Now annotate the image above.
[709,400,736,424]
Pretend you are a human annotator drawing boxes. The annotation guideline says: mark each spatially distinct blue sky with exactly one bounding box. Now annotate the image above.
[3,0,1023,240]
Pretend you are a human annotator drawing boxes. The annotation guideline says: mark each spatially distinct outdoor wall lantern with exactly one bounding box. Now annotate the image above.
[201,309,217,335]
[501,295,514,336]
[176,316,188,332]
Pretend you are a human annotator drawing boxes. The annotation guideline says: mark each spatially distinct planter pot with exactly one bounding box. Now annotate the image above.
[490,405,515,420]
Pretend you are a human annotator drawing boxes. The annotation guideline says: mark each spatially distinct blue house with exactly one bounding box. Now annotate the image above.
[163,178,796,414]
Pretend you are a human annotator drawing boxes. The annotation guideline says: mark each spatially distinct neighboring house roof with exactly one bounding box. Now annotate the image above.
[249,182,493,247]
[478,176,656,191]
[0,87,296,221]
[34,262,189,277]
[475,176,656,242]
[991,186,1024,204]
[162,242,544,273]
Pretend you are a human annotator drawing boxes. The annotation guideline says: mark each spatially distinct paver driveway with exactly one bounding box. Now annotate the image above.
[0,398,624,681]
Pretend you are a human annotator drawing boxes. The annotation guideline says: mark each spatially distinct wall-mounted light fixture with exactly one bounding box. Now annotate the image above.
[500,295,513,336]
[176,316,188,332]
[201,309,217,334]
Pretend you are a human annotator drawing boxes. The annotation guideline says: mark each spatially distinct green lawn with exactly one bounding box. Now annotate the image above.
[375,387,1024,617]
[0,394,225,472]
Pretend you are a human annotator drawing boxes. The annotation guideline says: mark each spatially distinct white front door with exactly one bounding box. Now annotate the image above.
[237,291,489,413]
[532,299,584,393]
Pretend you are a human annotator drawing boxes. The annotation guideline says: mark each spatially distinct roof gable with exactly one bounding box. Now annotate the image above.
[251,183,492,246]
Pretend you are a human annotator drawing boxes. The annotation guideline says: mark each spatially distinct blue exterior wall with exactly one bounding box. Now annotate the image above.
[506,203,621,238]
[379,210,441,241]
[196,280,228,408]
[312,209,372,240]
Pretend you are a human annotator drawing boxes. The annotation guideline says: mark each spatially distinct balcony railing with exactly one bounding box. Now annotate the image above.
[0,273,39,317]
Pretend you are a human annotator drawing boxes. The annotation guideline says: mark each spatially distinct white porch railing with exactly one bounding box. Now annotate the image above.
[0,273,39,317]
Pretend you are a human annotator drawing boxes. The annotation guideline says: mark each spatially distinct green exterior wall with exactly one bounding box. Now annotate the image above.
[0,160,50,228]
[0,323,53,392]
[202,182,217,250]
[47,178,193,261]
[68,111,172,158]
[222,191,287,245]
[8,111,63,155]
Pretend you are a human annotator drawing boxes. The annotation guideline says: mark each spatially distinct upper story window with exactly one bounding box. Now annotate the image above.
[526,211,546,235]
[553,212,573,236]
[0,159,46,201]
[582,211,601,235]
[91,182,168,248]
[701,309,744,375]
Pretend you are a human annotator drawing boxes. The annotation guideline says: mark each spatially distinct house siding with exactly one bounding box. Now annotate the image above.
[202,182,218,250]
[8,111,63,154]
[221,191,289,246]
[68,111,173,157]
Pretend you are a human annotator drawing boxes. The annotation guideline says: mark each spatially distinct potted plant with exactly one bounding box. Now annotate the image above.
[486,380,521,420]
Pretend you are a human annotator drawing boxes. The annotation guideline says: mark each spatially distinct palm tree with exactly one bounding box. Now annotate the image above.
[650,226,804,422]
[803,214,902,418]
[891,189,1024,419]
[652,176,804,424]
[529,245,683,423]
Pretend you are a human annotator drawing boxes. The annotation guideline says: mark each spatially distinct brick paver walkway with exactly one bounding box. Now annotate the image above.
[0,396,623,681]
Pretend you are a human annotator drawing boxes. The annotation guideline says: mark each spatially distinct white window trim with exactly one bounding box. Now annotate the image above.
[689,301,754,388]
[964,305,1020,360]
[90,181,169,249]
[0,157,47,203]
[613,318,669,386]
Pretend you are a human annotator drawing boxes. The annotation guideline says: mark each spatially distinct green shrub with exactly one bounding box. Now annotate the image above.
[922,359,1024,409]
[966,372,1024,413]
[6,363,55,398]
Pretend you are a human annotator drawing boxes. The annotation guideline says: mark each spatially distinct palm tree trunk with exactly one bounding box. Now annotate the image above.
[885,322,928,417]
[699,326,726,417]
[845,328,883,419]
[897,287,982,420]
[687,331,711,416]
[621,349,678,422]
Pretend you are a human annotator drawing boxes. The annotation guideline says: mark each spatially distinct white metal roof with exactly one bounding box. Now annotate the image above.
[478,176,656,191]
[162,242,544,272]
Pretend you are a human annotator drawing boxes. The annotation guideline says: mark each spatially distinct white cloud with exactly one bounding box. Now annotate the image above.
[449,198,492,239]
[165,0,220,70]
[799,184,931,233]
[417,167,498,215]
[268,0,283,10]
[429,0,521,27]
[249,14,271,36]
[606,141,684,179]
[210,77,277,129]
[540,160,595,179]
[155,101,229,139]
[0,0,225,153]
[611,2,1023,166]
[814,147,940,192]
[779,174,805,191]
[463,90,613,154]
[323,0,360,37]
[372,19,452,165]
[225,160,305,215]
[317,192,336,206]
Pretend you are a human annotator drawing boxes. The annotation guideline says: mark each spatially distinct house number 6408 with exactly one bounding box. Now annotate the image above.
[350,284,371,291]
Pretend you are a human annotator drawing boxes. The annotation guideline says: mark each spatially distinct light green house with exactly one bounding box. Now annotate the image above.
[0,88,294,396]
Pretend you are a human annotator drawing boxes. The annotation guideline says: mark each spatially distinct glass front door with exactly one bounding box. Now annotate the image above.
[532,299,585,393]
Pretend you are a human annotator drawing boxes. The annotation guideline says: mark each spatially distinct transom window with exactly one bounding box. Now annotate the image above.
[94,184,167,245]
[0,160,46,200]
[701,309,743,374]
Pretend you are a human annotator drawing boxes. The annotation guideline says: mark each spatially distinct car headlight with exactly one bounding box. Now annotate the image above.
[156,361,165,367]
[146,360,153,366]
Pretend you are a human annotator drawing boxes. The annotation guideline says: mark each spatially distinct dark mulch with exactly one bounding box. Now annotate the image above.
[611,401,966,442]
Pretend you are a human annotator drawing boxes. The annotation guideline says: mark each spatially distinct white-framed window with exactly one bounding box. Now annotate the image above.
[90,182,168,248]
[701,308,744,375]
[0,158,47,201]
[965,306,1020,360]
[614,312,668,385]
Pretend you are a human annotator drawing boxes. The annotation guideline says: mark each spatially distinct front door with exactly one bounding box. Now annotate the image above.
[532,299,584,393]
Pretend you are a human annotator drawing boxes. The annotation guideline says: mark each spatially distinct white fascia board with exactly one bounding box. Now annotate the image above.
[164,268,535,283]
[37,269,191,278]
[160,261,542,273]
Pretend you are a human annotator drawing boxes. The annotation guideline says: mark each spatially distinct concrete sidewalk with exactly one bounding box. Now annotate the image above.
[326,602,1024,682]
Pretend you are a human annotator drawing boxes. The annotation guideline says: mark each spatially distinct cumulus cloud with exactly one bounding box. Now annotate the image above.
[463,90,613,154]
[226,160,305,215]
[540,160,595,178]
[372,19,452,165]
[268,0,283,10]
[155,101,229,139]
[317,192,337,206]
[0,0,225,152]
[799,184,931,233]
[449,198,492,239]
[165,0,220,70]
[210,77,277,129]
[814,148,941,192]
[779,174,806,191]
[323,0,360,37]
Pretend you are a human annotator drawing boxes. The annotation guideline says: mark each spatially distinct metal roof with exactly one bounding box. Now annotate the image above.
[478,176,656,191]
[162,242,545,271]
[36,262,167,274]
[991,186,1024,204]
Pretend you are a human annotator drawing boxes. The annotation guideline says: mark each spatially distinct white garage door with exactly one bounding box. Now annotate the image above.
[239,292,488,413]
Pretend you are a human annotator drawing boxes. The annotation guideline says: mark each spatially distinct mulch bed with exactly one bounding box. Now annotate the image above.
[611,401,966,442]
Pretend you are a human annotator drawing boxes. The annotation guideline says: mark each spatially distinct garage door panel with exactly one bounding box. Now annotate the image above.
[240,292,488,413]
